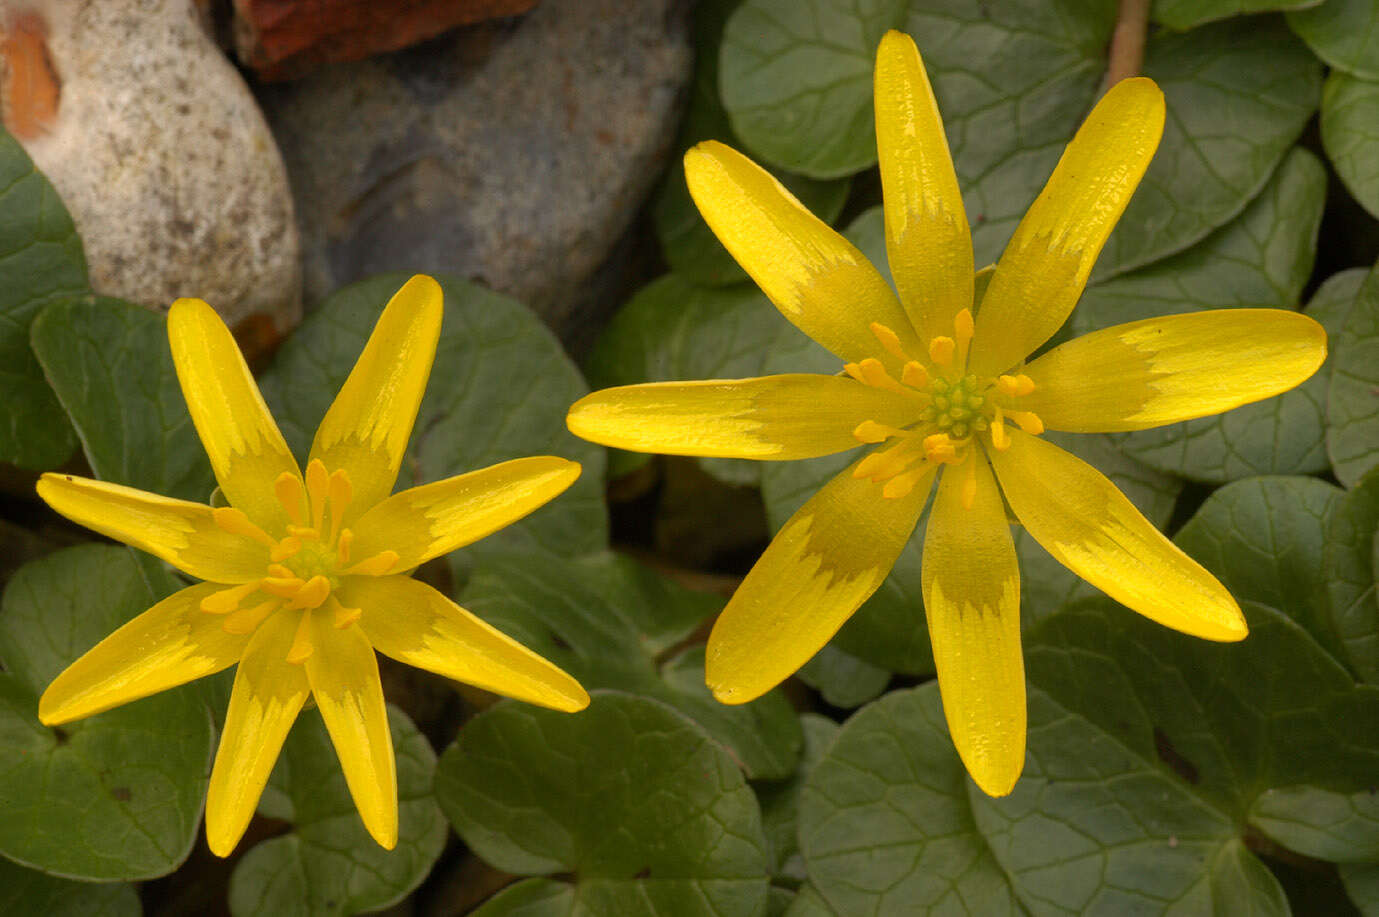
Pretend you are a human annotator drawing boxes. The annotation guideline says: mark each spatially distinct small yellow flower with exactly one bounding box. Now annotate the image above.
[37,275,589,856]
[567,33,1327,796]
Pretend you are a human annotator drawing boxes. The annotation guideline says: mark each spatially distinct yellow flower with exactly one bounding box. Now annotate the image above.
[567,33,1327,796]
[37,275,589,855]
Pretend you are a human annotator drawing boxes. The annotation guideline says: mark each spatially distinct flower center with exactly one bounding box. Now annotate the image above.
[843,308,1045,504]
[197,458,400,662]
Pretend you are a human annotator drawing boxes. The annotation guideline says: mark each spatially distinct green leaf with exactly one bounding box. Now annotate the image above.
[719,0,910,178]
[796,644,890,708]
[1155,0,1322,30]
[259,272,607,564]
[1343,862,1379,915]
[1322,72,1379,219]
[0,127,86,469]
[799,684,1022,915]
[1111,256,1354,485]
[1327,258,1379,487]
[0,544,213,880]
[1288,0,1379,79]
[654,0,851,285]
[0,858,138,917]
[462,550,802,779]
[972,686,1289,916]
[758,713,839,881]
[1175,476,1345,657]
[31,295,214,502]
[1325,468,1379,682]
[782,883,839,916]
[472,878,574,916]
[1250,784,1379,862]
[435,691,770,917]
[228,704,446,917]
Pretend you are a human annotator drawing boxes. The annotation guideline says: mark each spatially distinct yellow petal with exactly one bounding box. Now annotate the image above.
[989,430,1245,641]
[969,79,1165,377]
[346,576,588,712]
[874,31,973,344]
[567,374,920,459]
[36,474,268,583]
[168,297,301,533]
[304,615,397,850]
[922,452,1024,797]
[1021,309,1328,432]
[308,275,444,518]
[684,141,922,365]
[706,457,934,704]
[38,583,250,725]
[205,611,309,857]
[350,457,580,570]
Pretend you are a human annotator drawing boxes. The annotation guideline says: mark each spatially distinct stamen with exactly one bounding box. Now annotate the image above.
[330,597,362,629]
[929,336,955,366]
[285,610,314,664]
[843,362,868,384]
[337,528,354,565]
[882,466,929,500]
[327,469,353,545]
[286,525,320,540]
[961,459,978,510]
[922,433,959,464]
[901,361,928,388]
[853,420,903,444]
[343,550,400,577]
[854,439,922,482]
[997,373,1036,397]
[286,574,331,610]
[211,507,276,549]
[222,599,280,635]
[261,575,307,598]
[274,472,307,527]
[306,459,330,532]
[1009,411,1044,435]
[266,563,294,579]
[869,322,911,363]
[200,581,262,614]
[990,407,1010,451]
[856,358,908,394]
[270,536,303,563]
[953,309,974,366]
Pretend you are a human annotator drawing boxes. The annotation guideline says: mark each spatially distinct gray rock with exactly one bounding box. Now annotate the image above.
[4,0,301,338]
[259,0,692,343]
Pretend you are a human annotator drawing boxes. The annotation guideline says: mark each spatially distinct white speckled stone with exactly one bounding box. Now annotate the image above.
[2,0,300,335]
[259,0,691,343]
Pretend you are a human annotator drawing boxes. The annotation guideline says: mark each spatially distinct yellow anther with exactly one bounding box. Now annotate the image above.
[337,529,354,565]
[854,439,922,482]
[856,358,908,394]
[274,472,307,527]
[922,433,959,464]
[1009,411,1044,435]
[961,458,977,510]
[327,469,353,544]
[929,336,955,367]
[285,611,314,664]
[306,459,330,532]
[843,362,868,384]
[869,322,911,363]
[211,507,276,549]
[200,581,261,614]
[882,466,929,500]
[266,563,294,579]
[901,361,929,388]
[270,536,303,563]
[261,576,307,598]
[953,309,974,366]
[286,574,332,610]
[287,525,320,540]
[222,599,279,635]
[997,374,1035,397]
[853,420,900,444]
[343,550,400,577]
[990,417,1010,451]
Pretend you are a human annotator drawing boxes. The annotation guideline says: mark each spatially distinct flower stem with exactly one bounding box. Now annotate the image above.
[1103,0,1150,89]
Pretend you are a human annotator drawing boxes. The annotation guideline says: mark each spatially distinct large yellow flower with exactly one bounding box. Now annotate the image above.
[567,33,1326,795]
[37,275,589,855]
